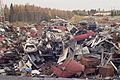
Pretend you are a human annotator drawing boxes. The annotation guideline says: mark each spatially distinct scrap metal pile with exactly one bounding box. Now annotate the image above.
[0,18,120,79]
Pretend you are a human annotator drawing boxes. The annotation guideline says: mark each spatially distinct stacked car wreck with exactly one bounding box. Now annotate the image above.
[0,18,120,79]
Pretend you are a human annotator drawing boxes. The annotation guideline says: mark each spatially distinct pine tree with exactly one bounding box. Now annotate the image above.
[9,3,15,22]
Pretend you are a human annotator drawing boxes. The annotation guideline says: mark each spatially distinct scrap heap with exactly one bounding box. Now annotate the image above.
[0,18,120,79]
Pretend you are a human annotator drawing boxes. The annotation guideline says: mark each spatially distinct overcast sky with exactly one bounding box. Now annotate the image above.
[3,0,120,10]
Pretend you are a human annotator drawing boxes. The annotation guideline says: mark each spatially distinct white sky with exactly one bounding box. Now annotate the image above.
[3,0,120,10]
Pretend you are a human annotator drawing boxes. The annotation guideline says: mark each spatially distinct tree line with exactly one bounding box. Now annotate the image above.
[111,10,120,16]
[4,4,119,23]
[4,4,74,23]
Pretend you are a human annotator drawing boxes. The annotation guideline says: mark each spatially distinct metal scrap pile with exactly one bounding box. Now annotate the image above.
[0,18,120,79]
